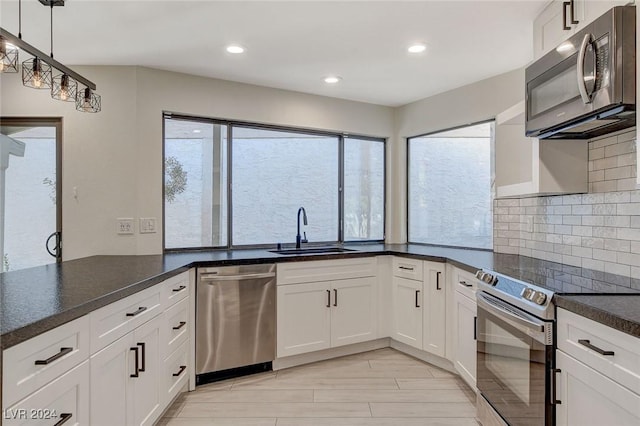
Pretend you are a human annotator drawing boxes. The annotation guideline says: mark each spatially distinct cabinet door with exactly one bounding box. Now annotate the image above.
[131,314,162,426]
[330,277,378,348]
[556,350,640,426]
[423,262,446,357]
[90,332,133,426]
[454,291,477,390]
[277,282,331,357]
[533,0,573,59]
[391,277,423,349]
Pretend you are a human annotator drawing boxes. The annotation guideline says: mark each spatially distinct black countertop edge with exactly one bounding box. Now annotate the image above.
[554,294,640,338]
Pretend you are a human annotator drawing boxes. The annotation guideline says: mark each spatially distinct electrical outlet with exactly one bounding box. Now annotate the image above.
[117,218,134,235]
[139,217,156,234]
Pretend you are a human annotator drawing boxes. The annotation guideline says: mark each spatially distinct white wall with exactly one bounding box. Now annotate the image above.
[1,66,394,258]
[386,68,525,243]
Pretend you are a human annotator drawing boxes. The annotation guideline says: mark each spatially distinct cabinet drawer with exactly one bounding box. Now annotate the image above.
[162,272,190,308]
[453,268,477,300]
[277,257,376,285]
[3,360,89,426]
[90,285,162,353]
[392,257,423,280]
[557,308,640,395]
[163,341,189,406]
[163,297,189,358]
[3,316,89,408]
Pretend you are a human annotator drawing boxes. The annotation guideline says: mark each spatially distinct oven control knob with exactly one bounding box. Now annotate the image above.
[533,292,547,305]
[521,287,535,300]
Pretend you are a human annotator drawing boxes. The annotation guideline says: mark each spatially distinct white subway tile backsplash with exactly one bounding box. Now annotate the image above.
[493,130,638,278]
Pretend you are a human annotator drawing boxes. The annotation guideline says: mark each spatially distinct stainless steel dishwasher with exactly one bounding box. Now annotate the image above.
[196,264,276,384]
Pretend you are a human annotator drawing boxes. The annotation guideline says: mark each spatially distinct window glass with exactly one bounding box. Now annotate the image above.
[408,122,493,249]
[164,118,228,249]
[231,126,339,246]
[344,138,385,241]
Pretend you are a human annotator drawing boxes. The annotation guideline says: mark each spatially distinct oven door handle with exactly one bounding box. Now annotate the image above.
[477,292,548,340]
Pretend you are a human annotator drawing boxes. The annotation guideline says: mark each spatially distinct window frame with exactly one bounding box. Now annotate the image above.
[406,119,494,250]
[163,112,386,251]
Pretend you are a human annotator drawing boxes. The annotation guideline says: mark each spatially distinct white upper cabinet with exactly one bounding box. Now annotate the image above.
[494,101,588,198]
[533,1,631,60]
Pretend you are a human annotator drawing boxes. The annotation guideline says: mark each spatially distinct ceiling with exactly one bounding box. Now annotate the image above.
[0,0,548,107]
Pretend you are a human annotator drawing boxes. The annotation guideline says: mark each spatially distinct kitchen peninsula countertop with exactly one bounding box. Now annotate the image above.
[2,244,639,349]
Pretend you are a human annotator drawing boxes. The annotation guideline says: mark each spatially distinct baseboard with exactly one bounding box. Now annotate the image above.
[389,339,457,374]
[273,338,390,370]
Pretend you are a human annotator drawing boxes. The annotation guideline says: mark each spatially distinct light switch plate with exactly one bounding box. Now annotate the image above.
[139,217,156,234]
[117,218,134,235]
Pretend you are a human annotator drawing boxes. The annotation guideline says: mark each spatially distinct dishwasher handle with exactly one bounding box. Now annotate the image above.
[200,272,276,282]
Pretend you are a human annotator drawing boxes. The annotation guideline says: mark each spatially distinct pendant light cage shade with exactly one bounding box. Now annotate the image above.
[76,87,101,113]
[0,36,19,73]
[22,57,53,89]
[51,73,77,102]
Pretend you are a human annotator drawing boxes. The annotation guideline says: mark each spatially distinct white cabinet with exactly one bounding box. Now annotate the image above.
[453,268,477,390]
[276,258,378,358]
[391,276,423,349]
[3,361,90,426]
[422,262,446,358]
[556,350,640,426]
[495,101,588,198]
[556,308,640,425]
[277,281,332,356]
[90,313,162,426]
[533,1,629,59]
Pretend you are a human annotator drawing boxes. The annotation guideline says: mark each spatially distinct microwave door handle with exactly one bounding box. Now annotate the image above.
[577,33,593,104]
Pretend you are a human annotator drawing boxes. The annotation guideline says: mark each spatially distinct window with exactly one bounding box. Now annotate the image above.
[163,115,385,249]
[408,122,493,249]
[1,118,62,271]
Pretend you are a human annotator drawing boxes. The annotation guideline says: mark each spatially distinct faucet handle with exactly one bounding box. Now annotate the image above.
[302,232,308,243]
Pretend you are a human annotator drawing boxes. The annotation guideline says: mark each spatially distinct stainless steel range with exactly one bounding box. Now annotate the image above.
[475,269,557,426]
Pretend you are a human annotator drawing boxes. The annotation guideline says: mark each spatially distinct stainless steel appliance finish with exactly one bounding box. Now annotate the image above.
[196,264,276,376]
[475,270,557,426]
[525,6,635,139]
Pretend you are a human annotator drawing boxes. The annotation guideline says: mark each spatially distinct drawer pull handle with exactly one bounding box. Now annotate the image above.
[173,365,187,377]
[399,266,414,271]
[459,281,472,288]
[173,321,187,330]
[126,306,147,317]
[415,290,421,308]
[137,342,146,372]
[172,285,186,292]
[578,339,614,356]
[130,346,140,378]
[54,413,73,426]
[436,271,441,290]
[35,347,73,365]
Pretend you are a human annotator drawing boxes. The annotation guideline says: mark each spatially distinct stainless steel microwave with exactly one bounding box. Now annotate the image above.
[525,6,635,139]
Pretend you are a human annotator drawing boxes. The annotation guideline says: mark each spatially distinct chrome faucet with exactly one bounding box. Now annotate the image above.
[296,207,308,249]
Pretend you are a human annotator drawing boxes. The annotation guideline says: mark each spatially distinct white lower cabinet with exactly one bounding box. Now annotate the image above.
[556,350,640,426]
[391,276,423,349]
[90,311,162,426]
[3,360,89,426]
[277,276,377,358]
[454,287,477,389]
[422,262,446,357]
[162,341,189,406]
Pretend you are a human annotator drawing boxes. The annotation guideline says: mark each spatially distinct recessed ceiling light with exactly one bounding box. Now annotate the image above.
[408,43,427,53]
[193,129,201,133]
[324,76,342,84]
[226,45,245,54]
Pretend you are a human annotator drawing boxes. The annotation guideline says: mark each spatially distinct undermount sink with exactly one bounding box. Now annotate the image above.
[270,247,356,255]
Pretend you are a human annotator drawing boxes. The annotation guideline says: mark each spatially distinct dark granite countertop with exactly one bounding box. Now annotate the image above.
[555,295,640,338]
[1,243,639,349]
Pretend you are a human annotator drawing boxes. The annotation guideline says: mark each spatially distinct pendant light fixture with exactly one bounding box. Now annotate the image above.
[1,0,101,112]
[0,36,19,73]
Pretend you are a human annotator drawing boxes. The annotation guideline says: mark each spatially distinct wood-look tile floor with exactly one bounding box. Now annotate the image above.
[158,348,478,426]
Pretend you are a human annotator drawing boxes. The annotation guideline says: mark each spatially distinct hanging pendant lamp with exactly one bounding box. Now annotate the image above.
[76,87,101,113]
[22,56,53,89]
[0,35,18,73]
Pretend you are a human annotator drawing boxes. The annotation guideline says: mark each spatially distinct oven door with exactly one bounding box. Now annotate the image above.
[476,292,555,426]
